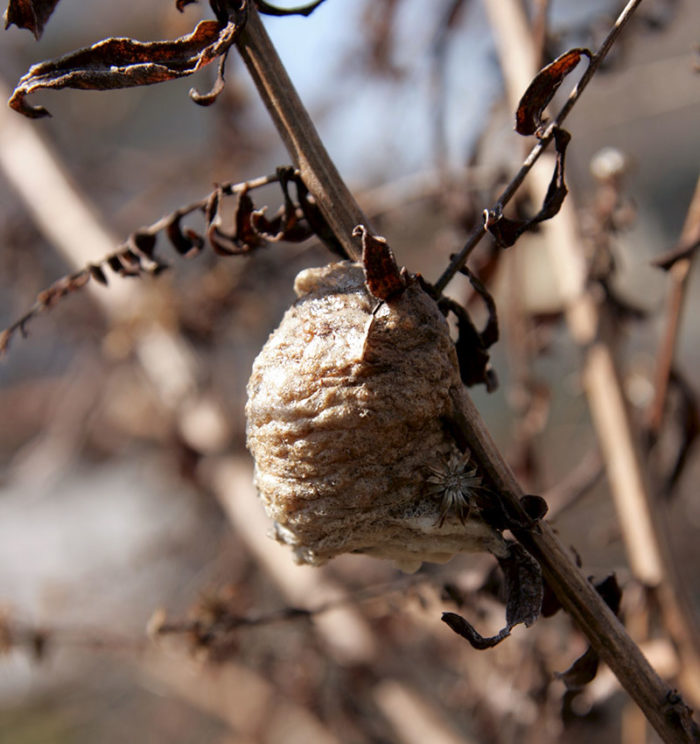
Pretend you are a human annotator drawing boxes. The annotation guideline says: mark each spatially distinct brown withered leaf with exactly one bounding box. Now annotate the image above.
[251,172,312,243]
[559,646,599,690]
[441,612,510,649]
[130,230,157,259]
[499,542,543,629]
[205,188,245,256]
[88,264,108,286]
[235,190,265,251]
[438,287,497,392]
[353,225,407,301]
[487,127,571,248]
[516,48,592,136]
[594,574,622,615]
[4,0,61,39]
[165,216,204,257]
[176,0,198,11]
[557,574,621,716]
[442,541,542,649]
[189,50,228,106]
[250,207,284,240]
[460,265,498,348]
[9,15,244,118]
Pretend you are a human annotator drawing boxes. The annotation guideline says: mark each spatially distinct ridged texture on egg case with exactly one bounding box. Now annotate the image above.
[245,262,505,569]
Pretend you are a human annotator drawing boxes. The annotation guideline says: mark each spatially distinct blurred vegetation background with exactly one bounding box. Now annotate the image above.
[0,1,699,742]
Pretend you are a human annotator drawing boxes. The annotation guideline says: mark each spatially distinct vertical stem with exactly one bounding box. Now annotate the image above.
[236,5,369,261]
[648,174,700,434]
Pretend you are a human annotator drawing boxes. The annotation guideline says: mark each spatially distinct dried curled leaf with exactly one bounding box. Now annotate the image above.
[515,48,592,136]
[294,177,346,258]
[4,0,61,39]
[9,13,244,118]
[559,646,599,690]
[165,216,204,258]
[441,611,510,649]
[353,225,407,301]
[251,173,311,243]
[486,127,571,248]
[441,542,543,649]
[555,574,622,715]
[0,169,338,354]
[439,296,496,392]
[438,266,499,392]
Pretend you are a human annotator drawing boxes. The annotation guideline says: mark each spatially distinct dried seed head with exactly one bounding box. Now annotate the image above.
[245,261,505,571]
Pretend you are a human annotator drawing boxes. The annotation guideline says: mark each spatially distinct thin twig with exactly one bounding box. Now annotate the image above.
[645,174,700,704]
[230,2,698,739]
[648,174,700,434]
[449,387,698,744]
[235,4,371,261]
[0,170,283,353]
[433,0,644,295]
[484,0,700,734]
[483,0,665,588]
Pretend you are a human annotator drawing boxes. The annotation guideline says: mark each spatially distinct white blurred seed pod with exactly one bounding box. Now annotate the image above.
[245,261,506,571]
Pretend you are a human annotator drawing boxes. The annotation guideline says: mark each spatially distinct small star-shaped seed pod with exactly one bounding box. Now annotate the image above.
[245,261,506,571]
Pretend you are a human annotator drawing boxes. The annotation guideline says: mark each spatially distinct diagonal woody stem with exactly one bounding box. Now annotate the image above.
[450,387,698,744]
[433,0,644,294]
[232,4,698,742]
[235,4,370,261]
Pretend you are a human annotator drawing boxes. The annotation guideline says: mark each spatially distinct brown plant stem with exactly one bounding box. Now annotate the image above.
[646,173,700,705]
[235,5,370,261]
[484,0,665,585]
[233,2,699,740]
[433,0,645,295]
[449,388,698,744]
[648,174,700,435]
[484,0,700,732]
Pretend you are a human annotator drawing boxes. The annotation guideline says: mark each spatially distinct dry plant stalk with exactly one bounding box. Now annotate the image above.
[235,6,370,260]
[237,3,698,742]
[486,0,700,713]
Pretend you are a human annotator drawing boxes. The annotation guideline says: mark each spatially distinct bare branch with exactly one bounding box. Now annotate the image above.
[648,174,700,434]
[433,0,645,295]
[449,387,699,744]
[235,4,371,261]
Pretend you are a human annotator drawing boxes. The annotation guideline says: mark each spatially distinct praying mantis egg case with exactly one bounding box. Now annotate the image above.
[245,261,506,571]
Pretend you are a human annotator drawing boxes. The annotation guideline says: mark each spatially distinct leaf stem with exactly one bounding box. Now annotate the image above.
[433,0,645,295]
